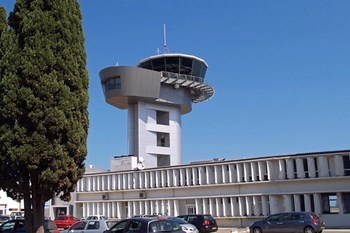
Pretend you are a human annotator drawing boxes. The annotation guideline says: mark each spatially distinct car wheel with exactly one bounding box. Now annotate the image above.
[304,227,315,233]
[253,227,262,233]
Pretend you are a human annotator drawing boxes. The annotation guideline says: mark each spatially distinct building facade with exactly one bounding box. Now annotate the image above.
[74,150,350,228]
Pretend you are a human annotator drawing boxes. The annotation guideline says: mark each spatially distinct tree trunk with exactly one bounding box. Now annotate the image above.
[24,175,33,233]
[32,178,45,233]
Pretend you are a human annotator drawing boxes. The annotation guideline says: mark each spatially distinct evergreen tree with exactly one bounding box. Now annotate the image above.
[0,1,89,232]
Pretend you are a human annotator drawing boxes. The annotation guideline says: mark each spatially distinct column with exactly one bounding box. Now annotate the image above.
[246,196,253,216]
[296,158,305,179]
[293,194,301,212]
[307,157,316,178]
[267,160,278,181]
[167,170,172,187]
[313,194,322,215]
[237,164,243,182]
[244,163,251,182]
[283,195,293,212]
[216,198,222,217]
[209,198,215,216]
[258,161,266,181]
[167,200,173,216]
[203,199,208,214]
[335,155,345,176]
[174,200,179,216]
[161,170,166,187]
[222,197,228,217]
[304,194,312,212]
[186,168,191,186]
[261,196,269,216]
[199,167,205,185]
[180,169,186,186]
[337,193,344,214]
[229,164,237,183]
[251,162,258,182]
[238,197,245,216]
[222,165,228,184]
[269,195,279,214]
[230,197,238,217]
[192,167,198,185]
[286,159,295,179]
[117,202,122,219]
[253,196,261,216]
[317,156,329,177]
[173,169,179,187]
[195,199,202,214]
[278,160,286,180]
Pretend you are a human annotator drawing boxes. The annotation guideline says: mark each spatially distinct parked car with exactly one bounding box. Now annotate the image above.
[177,214,218,233]
[0,219,59,233]
[103,217,183,233]
[54,215,80,229]
[86,215,109,220]
[249,212,326,233]
[0,216,10,224]
[167,217,199,233]
[67,220,118,233]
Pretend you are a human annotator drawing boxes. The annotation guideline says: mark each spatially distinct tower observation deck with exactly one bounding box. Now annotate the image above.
[99,53,214,168]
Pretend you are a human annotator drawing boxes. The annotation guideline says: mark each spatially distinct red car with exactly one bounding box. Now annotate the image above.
[54,215,80,229]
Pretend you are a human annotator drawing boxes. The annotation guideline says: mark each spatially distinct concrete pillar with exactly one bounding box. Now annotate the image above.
[304,194,312,212]
[186,168,191,186]
[173,170,179,187]
[237,164,243,182]
[192,167,198,185]
[283,195,293,212]
[199,167,205,185]
[222,165,228,184]
[317,156,329,177]
[335,155,345,176]
[253,196,261,216]
[209,198,215,216]
[216,198,222,217]
[230,197,238,217]
[313,194,322,215]
[251,162,258,182]
[307,157,316,178]
[296,158,305,179]
[180,169,186,186]
[246,196,253,216]
[117,202,122,218]
[229,164,237,183]
[269,195,279,214]
[244,162,251,182]
[222,197,228,217]
[337,193,344,214]
[203,199,208,214]
[258,161,266,181]
[278,160,286,180]
[167,170,172,187]
[238,197,245,216]
[294,194,301,212]
[286,159,295,179]
[261,196,269,216]
[267,160,278,181]
[174,200,179,216]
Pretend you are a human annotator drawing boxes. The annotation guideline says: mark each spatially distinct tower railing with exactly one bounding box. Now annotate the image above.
[160,71,214,103]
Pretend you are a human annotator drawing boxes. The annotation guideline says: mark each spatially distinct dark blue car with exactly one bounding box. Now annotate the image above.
[249,212,325,233]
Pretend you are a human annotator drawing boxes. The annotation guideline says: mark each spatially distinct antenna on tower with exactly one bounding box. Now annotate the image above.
[163,24,168,54]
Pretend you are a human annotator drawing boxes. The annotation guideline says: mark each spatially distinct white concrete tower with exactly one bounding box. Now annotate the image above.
[99,53,214,168]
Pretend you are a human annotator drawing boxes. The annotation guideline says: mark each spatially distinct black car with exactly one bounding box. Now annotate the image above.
[249,212,326,233]
[177,214,218,233]
[0,219,59,233]
[104,217,183,233]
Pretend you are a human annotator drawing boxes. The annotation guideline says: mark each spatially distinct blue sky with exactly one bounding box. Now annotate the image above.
[2,1,350,170]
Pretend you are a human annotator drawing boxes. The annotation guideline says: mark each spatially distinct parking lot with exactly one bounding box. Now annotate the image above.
[217,228,350,233]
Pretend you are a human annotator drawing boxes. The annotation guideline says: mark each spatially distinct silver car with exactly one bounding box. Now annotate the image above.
[68,220,118,233]
[167,217,199,233]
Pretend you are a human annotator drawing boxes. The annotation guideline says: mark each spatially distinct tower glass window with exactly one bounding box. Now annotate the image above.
[156,111,169,125]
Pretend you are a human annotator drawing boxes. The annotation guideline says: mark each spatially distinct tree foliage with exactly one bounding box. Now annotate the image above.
[0,0,89,232]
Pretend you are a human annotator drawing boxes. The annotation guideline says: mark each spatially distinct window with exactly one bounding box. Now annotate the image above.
[321,193,339,214]
[343,155,350,176]
[343,192,350,213]
[104,76,121,91]
[157,133,169,147]
[156,111,169,125]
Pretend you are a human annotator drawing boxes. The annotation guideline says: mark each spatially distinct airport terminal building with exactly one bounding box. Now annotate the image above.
[73,150,350,228]
[50,52,350,228]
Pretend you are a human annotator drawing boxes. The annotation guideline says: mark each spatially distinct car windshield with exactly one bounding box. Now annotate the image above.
[168,218,187,224]
[56,216,68,220]
[149,220,181,232]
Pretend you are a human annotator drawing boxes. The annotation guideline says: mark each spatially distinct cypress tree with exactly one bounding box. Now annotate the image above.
[0,1,89,232]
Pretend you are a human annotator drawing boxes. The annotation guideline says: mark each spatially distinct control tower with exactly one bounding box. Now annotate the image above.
[99,53,214,169]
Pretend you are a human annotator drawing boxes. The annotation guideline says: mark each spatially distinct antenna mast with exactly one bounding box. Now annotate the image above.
[163,24,168,54]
